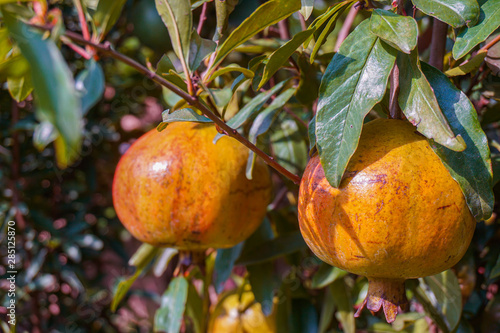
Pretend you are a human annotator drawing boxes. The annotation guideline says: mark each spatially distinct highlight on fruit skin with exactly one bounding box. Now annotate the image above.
[112,122,272,250]
[298,119,475,323]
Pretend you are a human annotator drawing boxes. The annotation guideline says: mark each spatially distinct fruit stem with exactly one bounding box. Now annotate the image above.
[354,278,408,323]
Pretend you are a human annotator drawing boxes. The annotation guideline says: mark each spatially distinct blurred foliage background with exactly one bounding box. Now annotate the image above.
[0,0,500,332]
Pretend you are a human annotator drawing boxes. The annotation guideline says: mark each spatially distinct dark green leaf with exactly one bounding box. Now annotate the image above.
[369,9,418,54]
[414,270,462,332]
[155,0,193,64]
[318,284,335,333]
[259,29,315,89]
[154,276,189,333]
[4,10,83,168]
[398,51,466,151]
[291,298,319,333]
[296,54,320,105]
[185,281,203,333]
[161,108,213,126]
[422,62,493,221]
[445,50,487,76]
[330,279,355,333]
[310,1,350,61]
[76,59,105,115]
[271,119,308,175]
[7,73,32,102]
[213,243,244,293]
[308,116,316,154]
[300,0,314,20]
[209,88,233,108]
[247,262,279,316]
[411,0,479,28]
[453,0,500,59]
[92,0,127,41]
[316,21,397,188]
[33,121,57,151]
[490,253,500,280]
[311,263,348,289]
[157,54,176,74]
[236,231,307,266]
[210,0,301,70]
[189,30,216,71]
[213,0,238,41]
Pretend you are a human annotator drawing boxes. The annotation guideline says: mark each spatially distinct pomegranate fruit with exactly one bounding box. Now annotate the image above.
[298,119,475,322]
[209,289,276,333]
[112,122,272,249]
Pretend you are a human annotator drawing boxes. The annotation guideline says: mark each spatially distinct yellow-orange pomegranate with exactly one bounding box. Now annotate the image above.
[112,122,272,249]
[298,119,475,322]
[209,289,276,333]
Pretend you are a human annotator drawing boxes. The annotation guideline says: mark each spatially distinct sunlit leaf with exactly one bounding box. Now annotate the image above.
[154,276,189,333]
[397,51,466,151]
[7,73,32,102]
[300,0,314,20]
[92,0,127,41]
[452,0,500,59]
[445,50,487,76]
[316,21,396,187]
[271,119,308,175]
[214,0,238,41]
[369,9,418,54]
[412,0,479,28]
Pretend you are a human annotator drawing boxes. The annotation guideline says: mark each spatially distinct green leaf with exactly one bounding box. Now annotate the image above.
[330,279,355,333]
[155,0,193,64]
[414,270,462,332]
[210,0,301,70]
[311,263,348,289]
[316,21,397,188]
[258,29,315,89]
[214,0,238,41]
[411,0,479,28]
[296,54,320,105]
[369,9,418,54]
[207,64,254,82]
[422,62,493,221]
[236,231,307,266]
[397,51,466,151]
[318,284,335,333]
[490,253,500,280]
[189,30,216,71]
[247,262,279,316]
[213,243,244,293]
[154,276,189,333]
[33,121,57,151]
[4,10,83,168]
[445,50,487,76]
[7,73,32,102]
[246,87,296,178]
[271,119,308,175]
[75,59,105,115]
[185,281,203,333]
[92,0,127,41]
[300,0,314,20]
[291,299,319,333]
[310,1,350,61]
[308,116,316,152]
[453,0,500,59]
[161,108,212,126]
[152,248,178,277]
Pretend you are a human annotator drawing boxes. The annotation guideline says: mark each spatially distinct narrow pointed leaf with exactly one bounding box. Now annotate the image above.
[445,50,487,76]
[213,0,238,41]
[259,29,315,89]
[211,0,301,70]
[316,21,397,188]
[330,279,355,333]
[161,108,212,125]
[155,0,193,63]
[271,119,308,175]
[208,65,255,82]
[154,276,189,333]
[93,0,127,41]
[213,243,244,293]
[300,0,314,20]
[397,51,466,151]
[189,30,216,71]
[7,73,32,102]
[452,0,500,59]
[369,9,418,54]
[4,10,82,168]
[75,59,105,115]
[422,62,493,221]
[411,0,479,28]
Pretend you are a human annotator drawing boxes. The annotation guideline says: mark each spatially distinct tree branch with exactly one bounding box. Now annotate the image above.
[429,19,447,71]
[33,26,301,184]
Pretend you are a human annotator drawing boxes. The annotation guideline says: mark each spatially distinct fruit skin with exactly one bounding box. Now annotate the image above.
[298,119,475,322]
[209,290,276,333]
[112,122,271,250]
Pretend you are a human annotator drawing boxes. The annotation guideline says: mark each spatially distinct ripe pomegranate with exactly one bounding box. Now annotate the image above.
[209,289,276,333]
[112,122,272,249]
[298,119,475,322]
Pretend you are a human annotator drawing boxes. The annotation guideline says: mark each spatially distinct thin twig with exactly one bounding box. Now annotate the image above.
[61,36,92,59]
[334,4,360,51]
[73,0,93,55]
[479,33,500,53]
[197,2,209,35]
[33,25,301,184]
[429,19,447,71]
